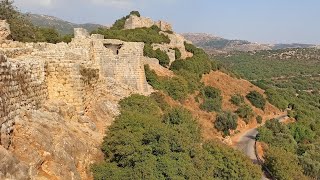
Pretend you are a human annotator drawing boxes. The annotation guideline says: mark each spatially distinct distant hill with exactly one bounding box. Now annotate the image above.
[183,33,316,55]
[25,14,106,34]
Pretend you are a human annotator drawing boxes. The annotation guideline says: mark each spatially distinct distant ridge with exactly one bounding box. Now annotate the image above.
[183,33,316,55]
[25,13,106,34]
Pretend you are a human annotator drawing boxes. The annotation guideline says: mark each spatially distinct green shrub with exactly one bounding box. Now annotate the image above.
[170,42,212,76]
[92,25,170,44]
[150,92,170,112]
[129,11,140,17]
[173,47,181,59]
[236,104,254,124]
[144,65,162,89]
[256,115,263,124]
[145,65,195,101]
[175,70,203,93]
[119,94,161,117]
[246,91,266,110]
[214,111,238,136]
[163,107,193,125]
[163,76,189,101]
[230,94,244,106]
[264,147,307,180]
[35,27,60,43]
[200,98,222,112]
[203,86,221,99]
[199,86,222,112]
[144,44,170,67]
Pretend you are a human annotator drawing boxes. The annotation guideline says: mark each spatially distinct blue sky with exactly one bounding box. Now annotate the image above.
[14,0,320,44]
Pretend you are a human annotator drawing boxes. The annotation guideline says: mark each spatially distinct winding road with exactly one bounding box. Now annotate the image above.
[236,115,288,179]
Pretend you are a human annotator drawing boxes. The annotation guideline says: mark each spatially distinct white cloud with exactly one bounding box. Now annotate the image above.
[15,0,55,8]
[90,0,133,7]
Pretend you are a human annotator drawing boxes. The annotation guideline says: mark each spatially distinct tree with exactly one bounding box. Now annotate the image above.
[264,147,307,180]
[246,91,266,110]
[36,27,60,43]
[214,111,238,136]
[236,104,254,124]
[0,0,37,42]
[256,115,263,124]
[230,94,244,106]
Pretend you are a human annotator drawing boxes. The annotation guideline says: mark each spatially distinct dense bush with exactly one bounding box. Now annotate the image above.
[236,104,254,124]
[256,115,263,124]
[264,147,307,180]
[144,65,189,101]
[92,94,262,179]
[214,111,238,136]
[246,91,266,110]
[230,94,245,106]
[173,47,181,59]
[144,43,170,67]
[163,76,189,101]
[170,42,213,76]
[199,86,222,112]
[92,25,170,44]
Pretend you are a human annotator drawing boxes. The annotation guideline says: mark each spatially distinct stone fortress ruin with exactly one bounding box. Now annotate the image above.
[0,15,193,179]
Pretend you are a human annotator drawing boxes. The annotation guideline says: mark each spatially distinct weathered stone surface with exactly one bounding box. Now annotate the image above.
[159,32,193,59]
[0,20,10,41]
[74,28,89,39]
[0,146,29,180]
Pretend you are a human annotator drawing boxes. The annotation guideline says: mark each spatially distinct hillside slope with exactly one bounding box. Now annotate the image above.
[178,71,282,143]
[25,14,106,34]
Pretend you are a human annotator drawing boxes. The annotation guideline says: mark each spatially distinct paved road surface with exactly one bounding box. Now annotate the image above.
[236,115,288,179]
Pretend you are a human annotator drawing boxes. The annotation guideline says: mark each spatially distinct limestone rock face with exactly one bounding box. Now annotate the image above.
[0,20,10,41]
[0,74,138,179]
[158,32,193,60]
[0,146,29,180]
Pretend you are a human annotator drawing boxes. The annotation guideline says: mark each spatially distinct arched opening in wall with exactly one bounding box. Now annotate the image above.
[103,43,123,55]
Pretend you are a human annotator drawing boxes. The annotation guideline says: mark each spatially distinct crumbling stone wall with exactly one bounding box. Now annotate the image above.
[0,55,48,148]
[0,20,10,41]
[94,39,149,93]
[124,15,173,32]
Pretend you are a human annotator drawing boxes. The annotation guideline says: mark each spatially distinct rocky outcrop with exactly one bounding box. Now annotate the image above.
[158,32,193,59]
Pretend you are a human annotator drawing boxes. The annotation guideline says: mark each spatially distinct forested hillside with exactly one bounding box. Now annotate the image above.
[215,49,320,179]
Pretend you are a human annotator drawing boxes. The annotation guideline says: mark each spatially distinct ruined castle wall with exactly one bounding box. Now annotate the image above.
[0,55,48,148]
[124,15,154,30]
[124,15,173,32]
[94,39,150,94]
